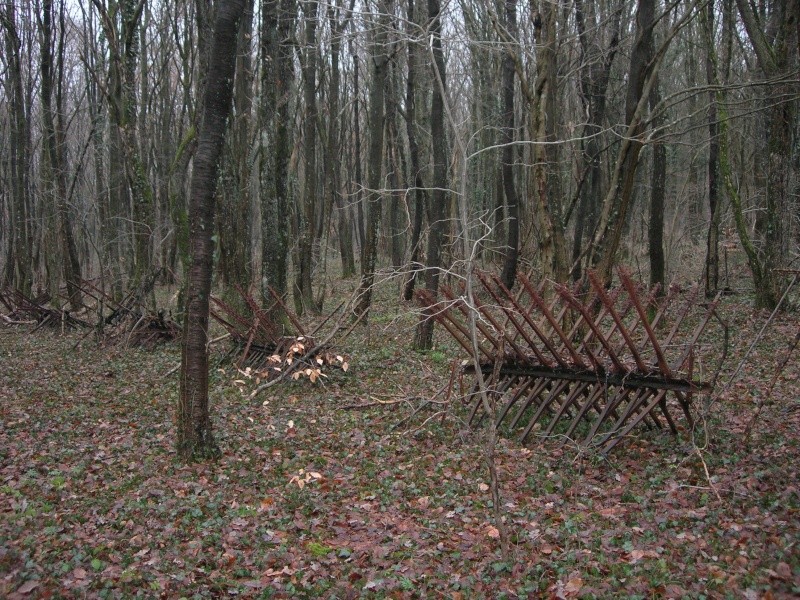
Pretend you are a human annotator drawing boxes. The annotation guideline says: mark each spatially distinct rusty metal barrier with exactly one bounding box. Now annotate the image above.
[417,269,723,453]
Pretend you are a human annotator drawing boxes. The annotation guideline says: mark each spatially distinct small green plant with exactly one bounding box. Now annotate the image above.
[306,541,334,557]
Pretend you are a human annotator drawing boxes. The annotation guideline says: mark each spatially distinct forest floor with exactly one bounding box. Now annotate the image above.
[1,276,799,599]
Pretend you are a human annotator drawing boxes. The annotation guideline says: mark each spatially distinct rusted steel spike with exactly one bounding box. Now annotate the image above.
[661,284,702,355]
[556,285,628,373]
[442,287,504,352]
[520,379,572,444]
[658,396,679,434]
[209,308,240,336]
[416,289,471,353]
[509,378,552,429]
[459,286,529,362]
[561,384,607,443]
[581,281,639,366]
[418,289,487,359]
[470,375,518,425]
[515,272,549,318]
[607,294,644,365]
[211,295,254,331]
[513,273,582,368]
[238,287,280,339]
[522,278,586,368]
[627,282,670,357]
[563,284,624,370]
[267,286,306,337]
[583,385,636,444]
[674,390,693,427]
[545,380,593,436]
[618,269,674,377]
[670,296,720,374]
[238,317,260,368]
[602,387,660,442]
[496,377,536,425]
[440,286,505,357]
[589,272,648,372]
[602,389,670,454]
[478,273,557,368]
[475,272,546,362]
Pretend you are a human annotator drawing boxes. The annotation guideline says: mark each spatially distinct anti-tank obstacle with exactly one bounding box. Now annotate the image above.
[417,269,725,454]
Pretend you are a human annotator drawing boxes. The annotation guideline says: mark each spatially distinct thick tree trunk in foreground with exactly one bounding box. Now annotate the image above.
[178,0,244,462]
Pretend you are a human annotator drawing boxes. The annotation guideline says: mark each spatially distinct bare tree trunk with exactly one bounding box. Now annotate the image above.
[218,0,254,312]
[530,0,568,284]
[259,0,295,314]
[39,0,83,310]
[499,0,519,290]
[591,0,658,283]
[571,0,620,281]
[295,0,319,315]
[702,0,724,296]
[1,5,34,296]
[355,0,391,318]
[92,0,155,292]
[326,0,356,278]
[413,0,448,349]
[352,45,366,252]
[648,72,666,290]
[733,0,798,309]
[178,0,245,462]
[402,0,428,301]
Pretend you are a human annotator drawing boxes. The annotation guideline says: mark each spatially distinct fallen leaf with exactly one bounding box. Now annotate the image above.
[629,549,646,563]
[774,562,792,580]
[486,525,500,539]
[16,581,40,594]
[564,577,584,594]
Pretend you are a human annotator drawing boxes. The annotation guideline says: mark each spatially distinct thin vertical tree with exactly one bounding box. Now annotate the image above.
[295,0,320,315]
[39,0,83,310]
[499,0,519,290]
[413,0,448,349]
[178,0,245,462]
[259,0,296,316]
[1,4,34,296]
[355,0,391,318]
[730,0,798,309]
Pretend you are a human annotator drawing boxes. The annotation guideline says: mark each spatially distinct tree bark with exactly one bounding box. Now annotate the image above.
[326,0,356,279]
[259,0,295,316]
[591,0,658,283]
[1,5,34,296]
[530,0,568,284]
[413,0,448,349]
[355,0,391,319]
[178,0,245,462]
[571,0,620,281]
[732,0,798,309]
[218,0,254,313]
[39,0,83,311]
[647,73,665,290]
[295,0,319,315]
[499,0,519,290]
[402,0,428,301]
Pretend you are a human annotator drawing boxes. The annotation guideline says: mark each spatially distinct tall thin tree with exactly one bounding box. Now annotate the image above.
[178,0,245,462]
